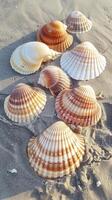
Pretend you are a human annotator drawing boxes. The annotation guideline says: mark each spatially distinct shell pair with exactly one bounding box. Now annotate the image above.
[60,41,106,80]
[55,85,102,127]
[10,42,60,75]
[27,121,85,179]
[37,20,73,52]
[66,11,92,33]
[38,65,72,96]
[4,83,47,124]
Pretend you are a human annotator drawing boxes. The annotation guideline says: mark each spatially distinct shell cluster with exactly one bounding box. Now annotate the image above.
[55,85,102,127]
[60,41,106,80]
[4,83,47,124]
[27,121,85,179]
[4,10,108,180]
[38,65,72,96]
[66,10,92,33]
[10,42,60,75]
[38,20,73,52]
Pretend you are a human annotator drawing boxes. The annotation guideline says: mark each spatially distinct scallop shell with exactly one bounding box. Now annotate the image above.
[60,41,106,80]
[27,121,85,179]
[55,85,102,127]
[38,20,73,52]
[10,42,61,75]
[66,11,92,33]
[38,65,72,96]
[4,83,47,124]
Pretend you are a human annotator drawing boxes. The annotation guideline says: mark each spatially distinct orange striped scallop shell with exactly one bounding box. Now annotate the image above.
[38,20,73,52]
[27,121,85,179]
[55,85,102,127]
[38,65,72,96]
[4,83,47,124]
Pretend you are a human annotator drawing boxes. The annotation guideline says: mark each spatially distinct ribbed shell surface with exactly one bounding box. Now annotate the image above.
[38,20,73,52]
[38,66,72,96]
[66,11,92,33]
[55,85,102,127]
[4,83,47,123]
[27,121,85,179]
[60,41,106,80]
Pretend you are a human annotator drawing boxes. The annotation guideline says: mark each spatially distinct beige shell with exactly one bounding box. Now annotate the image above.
[10,42,61,75]
[55,85,102,127]
[4,83,47,124]
[38,20,73,52]
[60,41,106,80]
[27,121,85,179]
[66,11,92,33]
[38,65,72,96]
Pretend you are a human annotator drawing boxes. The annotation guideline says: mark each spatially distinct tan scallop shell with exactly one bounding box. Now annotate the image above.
[55,85,102,127]
[60,41,106,80]
[38,20,73,52]
[38,65,72,96]
[10,42,61,75]
[66,11,92,33]
[4,83,47,124]
[27,121,85,179]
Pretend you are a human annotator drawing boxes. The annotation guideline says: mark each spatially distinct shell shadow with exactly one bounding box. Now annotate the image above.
[102,102,112,130]
[0,31,37,93]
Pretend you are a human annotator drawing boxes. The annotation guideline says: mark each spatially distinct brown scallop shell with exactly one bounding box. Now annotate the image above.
[38,65,72,96]
[55,85,102,127]
[37,20,73,52]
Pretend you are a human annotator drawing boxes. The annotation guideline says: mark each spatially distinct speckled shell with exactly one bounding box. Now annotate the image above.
[55,85,102,127]
[38,65,72,96]
[4,83,47,124]
[60,41,106,80]
[38,20,73,52]
[27,121,85,179]
[10,42,61,75]
[66,11,92,33]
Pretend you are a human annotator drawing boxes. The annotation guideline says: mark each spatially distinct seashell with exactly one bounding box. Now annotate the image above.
[27,121,85,179]
[38,65,72,96]
[10,42,61,75]
[60,41,106,80]
[55,85,102,127]
[4,83,47,124]
[38,20,73,52]
[10,45,42,75]
[66,11,92,33]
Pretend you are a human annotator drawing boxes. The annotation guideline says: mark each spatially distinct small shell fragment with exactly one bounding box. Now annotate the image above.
[60,41,106,80]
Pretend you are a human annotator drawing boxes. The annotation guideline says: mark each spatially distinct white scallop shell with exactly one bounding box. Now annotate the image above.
[60,41,106,80]
[66,11,92,33]
[10,42,61,75]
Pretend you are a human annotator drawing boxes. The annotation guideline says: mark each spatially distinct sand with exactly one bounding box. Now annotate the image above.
[0,0,112,199]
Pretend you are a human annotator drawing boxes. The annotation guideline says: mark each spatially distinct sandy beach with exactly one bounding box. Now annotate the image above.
[0,0,112,199]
